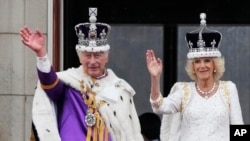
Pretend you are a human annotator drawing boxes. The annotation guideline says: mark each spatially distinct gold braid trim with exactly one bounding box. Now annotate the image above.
[181,82,190,112]
[40,78,59,90]
[220,81,230,111]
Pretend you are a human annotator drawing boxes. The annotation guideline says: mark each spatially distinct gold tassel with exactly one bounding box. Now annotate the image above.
[93,126,97,141]
[86,126,92,141]
[98,119,105,141]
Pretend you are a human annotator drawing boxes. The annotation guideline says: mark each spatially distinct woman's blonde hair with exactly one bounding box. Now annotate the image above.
[185,57,225,81]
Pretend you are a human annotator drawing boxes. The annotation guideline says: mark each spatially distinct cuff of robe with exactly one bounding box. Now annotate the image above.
[150,94,163,109]
[36,54,51,73]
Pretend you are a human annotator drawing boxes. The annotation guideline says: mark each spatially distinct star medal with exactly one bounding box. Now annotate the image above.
[85,112,96,126]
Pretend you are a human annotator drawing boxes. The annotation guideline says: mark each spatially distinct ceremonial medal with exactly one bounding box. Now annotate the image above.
[85,112,96,126]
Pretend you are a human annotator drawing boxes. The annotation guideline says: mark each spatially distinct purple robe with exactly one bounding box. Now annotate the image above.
[37,67,112,141]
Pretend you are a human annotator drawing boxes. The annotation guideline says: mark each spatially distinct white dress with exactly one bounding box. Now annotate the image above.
[151,81,244,141]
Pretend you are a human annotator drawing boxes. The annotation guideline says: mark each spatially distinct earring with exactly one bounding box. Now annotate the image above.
[214,69,217,73]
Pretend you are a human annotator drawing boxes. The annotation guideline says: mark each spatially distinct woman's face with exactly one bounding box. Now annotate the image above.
[193,57,215,81]
[78,51,109,78]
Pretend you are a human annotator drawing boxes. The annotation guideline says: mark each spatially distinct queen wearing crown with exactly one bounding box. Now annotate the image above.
[146,13,244,141]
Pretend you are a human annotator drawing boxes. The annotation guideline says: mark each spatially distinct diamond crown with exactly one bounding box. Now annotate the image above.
[185,13,222,59]
[75,8,111,47]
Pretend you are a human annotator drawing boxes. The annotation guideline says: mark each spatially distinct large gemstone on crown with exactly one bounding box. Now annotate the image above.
[89,31,97,39]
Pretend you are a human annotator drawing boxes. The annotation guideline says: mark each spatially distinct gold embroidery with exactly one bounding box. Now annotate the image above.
[151,95,163,109]
[180,81,230,112]
[220,81,230,111]
[181,82,190,112]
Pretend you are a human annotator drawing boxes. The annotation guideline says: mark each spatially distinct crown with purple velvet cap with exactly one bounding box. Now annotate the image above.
[185,13,222,59]
[75,8,111,52]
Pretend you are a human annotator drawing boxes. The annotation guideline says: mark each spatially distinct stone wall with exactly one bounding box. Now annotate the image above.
[0,0,47,140]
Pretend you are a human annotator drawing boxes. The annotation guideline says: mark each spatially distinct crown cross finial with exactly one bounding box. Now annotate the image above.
[211,39,216,48]
[89,8,97,24]
[89,8,97,17]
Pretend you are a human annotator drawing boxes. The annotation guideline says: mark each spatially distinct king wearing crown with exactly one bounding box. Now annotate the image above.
[20,7,144,141]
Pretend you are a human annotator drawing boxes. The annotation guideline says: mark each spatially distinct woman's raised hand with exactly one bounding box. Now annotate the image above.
[146,50,163,78]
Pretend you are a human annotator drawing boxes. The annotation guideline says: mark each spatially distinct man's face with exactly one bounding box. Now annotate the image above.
[79,51,109,78]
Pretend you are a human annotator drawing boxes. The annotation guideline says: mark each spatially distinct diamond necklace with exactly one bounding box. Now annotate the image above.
[196,82,216,99]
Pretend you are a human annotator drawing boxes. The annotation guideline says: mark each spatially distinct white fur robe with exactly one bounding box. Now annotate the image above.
[32,66,144,141]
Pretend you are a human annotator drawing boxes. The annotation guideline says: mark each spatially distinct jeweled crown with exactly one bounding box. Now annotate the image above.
[75,8,111,52]
[185,13,222,59]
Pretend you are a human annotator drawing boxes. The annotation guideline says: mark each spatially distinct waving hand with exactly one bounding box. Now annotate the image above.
[20,26,46,57]
[146,50,163,78]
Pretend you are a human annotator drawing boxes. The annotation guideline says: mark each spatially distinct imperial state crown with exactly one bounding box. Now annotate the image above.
[75,8,111,52]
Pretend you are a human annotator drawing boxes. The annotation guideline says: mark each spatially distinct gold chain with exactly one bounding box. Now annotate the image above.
[79,80,108,141]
